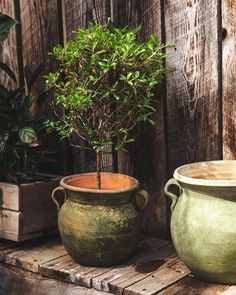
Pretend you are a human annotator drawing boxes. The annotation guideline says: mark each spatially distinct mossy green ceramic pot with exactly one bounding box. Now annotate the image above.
[164,160,236,284]
[52,172,149,266]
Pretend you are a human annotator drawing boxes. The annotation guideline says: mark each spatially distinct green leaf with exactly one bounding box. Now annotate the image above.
[25,95,36,107]
[24,65,31,88]
[106,17,116,33]
[19,127,37,144]
[150,35,158,44]
[147,119,155,125]
[98,61,107,67]
[0,62,17,82]
[127,72,132,80]
[103,67,110,73]
[125,138,135,143]
[0,13,18,43]
[146,105,156,111]
[45,20,170,155]
[149,80,158,87]
[0,84,10,99]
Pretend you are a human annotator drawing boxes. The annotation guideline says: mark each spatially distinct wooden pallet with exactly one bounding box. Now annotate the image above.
[0,235,235,295]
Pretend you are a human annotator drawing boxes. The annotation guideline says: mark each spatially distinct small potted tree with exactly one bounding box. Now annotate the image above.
[0,13,59,241]
[47,21,169,266]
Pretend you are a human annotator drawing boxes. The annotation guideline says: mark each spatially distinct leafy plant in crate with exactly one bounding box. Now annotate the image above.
[0,13,52,183]
[0,13,59,241]
[0,62,50,183]
[47,20,170,266]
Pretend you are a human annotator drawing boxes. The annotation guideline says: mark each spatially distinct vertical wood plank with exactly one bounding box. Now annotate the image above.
[0,1,19,89]
[112,0,168,237]
[65,0,111,40]
[222,0,236,159]
[164,0,225,236]
[64,0,111,173]
[19,0,60,95]
[165,0,222,175]
[18,0,73,175]
[112,0,142,177]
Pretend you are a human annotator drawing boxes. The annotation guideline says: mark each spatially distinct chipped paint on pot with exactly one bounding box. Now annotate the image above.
[52,172,149,266]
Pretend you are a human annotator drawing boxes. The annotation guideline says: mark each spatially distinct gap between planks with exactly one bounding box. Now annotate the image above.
[0,236,66,272]
[37,237,190,294]
[0,236,235,295]
[39,237,169,285]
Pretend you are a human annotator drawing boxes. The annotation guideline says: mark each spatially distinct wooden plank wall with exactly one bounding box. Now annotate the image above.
[20,0,60,90]
[165,0,222,174]
[0,0,236,238]
[222,0,236,159]
[112,0,168,237]
[111,0,235,236]
[0,0,19,89]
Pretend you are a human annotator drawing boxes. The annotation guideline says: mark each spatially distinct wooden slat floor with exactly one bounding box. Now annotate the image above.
[0,235,235,295]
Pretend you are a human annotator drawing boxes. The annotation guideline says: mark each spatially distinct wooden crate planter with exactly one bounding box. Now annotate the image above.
[0,176,60,241]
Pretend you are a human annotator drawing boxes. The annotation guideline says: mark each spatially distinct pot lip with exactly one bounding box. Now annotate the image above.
[174,160,236,187]
[59,172,140,194]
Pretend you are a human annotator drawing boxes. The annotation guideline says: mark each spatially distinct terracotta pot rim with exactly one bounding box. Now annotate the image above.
[174,160,236,187]
[59,172,140,194]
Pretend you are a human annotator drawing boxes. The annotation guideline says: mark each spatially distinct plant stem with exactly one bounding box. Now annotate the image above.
[96,152,101,190]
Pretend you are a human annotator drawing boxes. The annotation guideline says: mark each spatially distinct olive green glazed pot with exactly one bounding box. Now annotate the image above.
[164,160,236,284]
[52,172,149,266]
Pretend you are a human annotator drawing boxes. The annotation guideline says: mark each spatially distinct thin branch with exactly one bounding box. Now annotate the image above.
[69,142,93,150]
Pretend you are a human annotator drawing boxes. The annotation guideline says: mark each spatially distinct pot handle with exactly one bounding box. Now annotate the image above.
[164,178,182,212]
[133,190,150,211]
[52,186,67,212]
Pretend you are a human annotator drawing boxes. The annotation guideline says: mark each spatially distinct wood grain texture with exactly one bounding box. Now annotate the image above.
[20,178,59,235]
[40,254,113,288]
[65,0,111,40]
[0,209,21,239]
[92,242,177,293]
[2,261,235,295]
[0,262,110,295]
[112,0,168,237]
[0,0,19,89]
[0,182,21,210]
[222,0,236,159]
[0,176,59,241]
[159,276,236,295]
[165,0,222,175]
[39,237,184,294]
[2,237,67,272]
[123,258,189,295]
[0,236,235,294]
[18,0,74,175]
[39,237,168,289]
[19,0,60,95]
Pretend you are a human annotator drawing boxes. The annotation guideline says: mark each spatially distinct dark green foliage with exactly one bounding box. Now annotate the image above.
[0,62,17,82]
[0,13,17,43]
[0,13,50,184]
[46,21,170,155]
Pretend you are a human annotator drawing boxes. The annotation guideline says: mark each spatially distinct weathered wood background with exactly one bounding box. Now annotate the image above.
[0,0,235,238]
